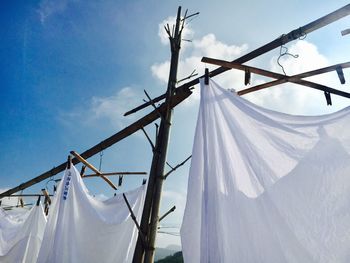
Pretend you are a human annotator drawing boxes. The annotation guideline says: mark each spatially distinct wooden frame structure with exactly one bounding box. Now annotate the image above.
[201,57,350,97]
[1,4,350,263]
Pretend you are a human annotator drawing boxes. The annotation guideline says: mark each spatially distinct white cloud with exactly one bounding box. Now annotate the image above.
[151,32,248,103]
[37,0,73,24]
[60,86,145,130]
[92,193,108,201]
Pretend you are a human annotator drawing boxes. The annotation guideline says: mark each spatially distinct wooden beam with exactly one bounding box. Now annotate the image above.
[0,194,54,197]
[202,57,350,97]
[83,172,147,178]
[70,151,117,190]
[124,4,350,116]
[0,88,191,199]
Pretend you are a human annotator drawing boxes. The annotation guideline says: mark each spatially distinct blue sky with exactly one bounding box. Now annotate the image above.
[1,0,350,247]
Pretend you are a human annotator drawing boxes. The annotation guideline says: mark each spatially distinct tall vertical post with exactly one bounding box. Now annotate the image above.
[133,6,183,263]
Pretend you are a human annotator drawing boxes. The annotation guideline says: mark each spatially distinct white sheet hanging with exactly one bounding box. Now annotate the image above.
[37,164,145,263]
[0,205,47,263]
[181,78,350,263]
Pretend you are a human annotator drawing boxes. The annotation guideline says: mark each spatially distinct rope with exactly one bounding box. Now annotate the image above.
[277,32,307,75]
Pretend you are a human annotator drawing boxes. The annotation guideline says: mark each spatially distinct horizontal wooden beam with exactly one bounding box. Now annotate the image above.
[0,88,192,199]
[83,172,147,178]
[202,57,350,98]
[0,194,54,197]
[124,4,350,116]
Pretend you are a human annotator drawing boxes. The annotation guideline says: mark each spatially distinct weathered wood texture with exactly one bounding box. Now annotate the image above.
[201,57,350,96]
[70,151,117,190]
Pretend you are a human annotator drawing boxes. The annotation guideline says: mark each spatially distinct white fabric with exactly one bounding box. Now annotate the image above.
[181,78,350,263]
[0,205,47,263]
[37,165,145,263]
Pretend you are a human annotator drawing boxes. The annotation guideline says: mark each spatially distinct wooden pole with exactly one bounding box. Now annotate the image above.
[133,6,183,263]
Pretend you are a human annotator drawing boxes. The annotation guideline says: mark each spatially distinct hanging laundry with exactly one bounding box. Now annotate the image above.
[181,78,350,263]
[0,205,47,263]
[37,164,145,263]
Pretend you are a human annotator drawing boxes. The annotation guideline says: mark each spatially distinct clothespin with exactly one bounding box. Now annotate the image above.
[80,165,86,177]
[244,68,251,85]
[19,198,24,208]
[67,155,72,169]
[118,175,123,187]
[36,195,41,206]
[42,189,50,215]
[204,68,209,85]
[42,189,51,205]
[336,66,346,84]
[341,28,350,36]
[324,91,332,106]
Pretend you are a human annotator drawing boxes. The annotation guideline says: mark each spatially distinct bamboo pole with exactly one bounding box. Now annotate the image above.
[70,151,117,190]
[133,6,183,263]
[83,172,147,178]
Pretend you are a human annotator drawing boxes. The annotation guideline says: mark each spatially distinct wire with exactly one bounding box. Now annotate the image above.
[277,37,299,75]
[158,231,180,236]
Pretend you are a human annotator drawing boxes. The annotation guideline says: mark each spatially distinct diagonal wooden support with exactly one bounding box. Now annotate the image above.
[159,206,176,222]
[70,151,117,190]
[201,57,350,98]
[122,193,146,246]
[163,155,192,179]
[144,90,166,123]
[141,127,155,152]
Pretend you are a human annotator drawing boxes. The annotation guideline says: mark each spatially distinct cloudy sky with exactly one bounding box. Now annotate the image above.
[1,0,350,247]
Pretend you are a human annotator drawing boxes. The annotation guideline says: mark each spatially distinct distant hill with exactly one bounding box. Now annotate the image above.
[154,245,181,261]
[155,251,183,263]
